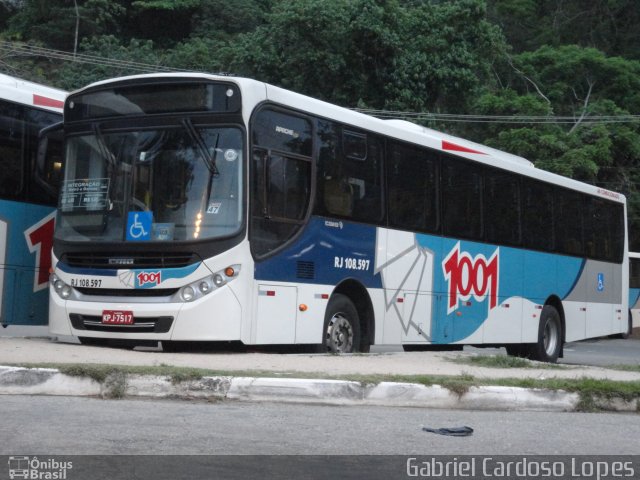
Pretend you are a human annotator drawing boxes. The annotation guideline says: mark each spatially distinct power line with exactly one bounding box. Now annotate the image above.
[0,41,184,74]
[2,41,639,126]
[355,108,640,125]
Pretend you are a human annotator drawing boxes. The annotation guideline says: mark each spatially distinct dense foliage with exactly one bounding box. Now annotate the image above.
[1,0,639,247]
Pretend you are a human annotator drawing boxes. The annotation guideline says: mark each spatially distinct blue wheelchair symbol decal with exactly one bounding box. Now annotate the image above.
[126,211,152,241]
[597,273,605,292]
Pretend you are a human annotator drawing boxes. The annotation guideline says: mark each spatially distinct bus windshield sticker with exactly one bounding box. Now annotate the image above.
[126,211,152,241]
[60,178,110,211]
[152,223,174,241]
[207,202,222,214]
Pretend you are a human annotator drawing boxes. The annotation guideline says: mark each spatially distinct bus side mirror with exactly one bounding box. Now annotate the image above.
[36,122,64,201]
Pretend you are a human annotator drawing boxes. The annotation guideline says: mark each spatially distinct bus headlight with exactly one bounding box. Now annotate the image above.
[52,275,72,299]
[177,265,240,303]
[181,286,196,302]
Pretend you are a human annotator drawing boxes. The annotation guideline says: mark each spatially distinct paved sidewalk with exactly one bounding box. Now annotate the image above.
[0,336,638,411]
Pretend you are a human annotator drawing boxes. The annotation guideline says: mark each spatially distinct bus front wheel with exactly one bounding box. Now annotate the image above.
[528,305,562,363]
[323,294,361,354]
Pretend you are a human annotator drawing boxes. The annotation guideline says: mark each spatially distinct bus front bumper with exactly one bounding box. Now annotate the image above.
[48,285,243,341]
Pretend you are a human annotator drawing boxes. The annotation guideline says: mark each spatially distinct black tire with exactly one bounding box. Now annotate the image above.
[322,294,361,353]
[528,305,562,363]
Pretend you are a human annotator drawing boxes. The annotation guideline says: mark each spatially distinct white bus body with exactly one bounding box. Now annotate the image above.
[48,74,628,361]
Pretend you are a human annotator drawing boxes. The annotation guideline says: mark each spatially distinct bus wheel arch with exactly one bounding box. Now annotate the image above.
[327,280,374,353]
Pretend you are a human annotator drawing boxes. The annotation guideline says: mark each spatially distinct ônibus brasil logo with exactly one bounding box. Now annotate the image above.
[442,242,499,315]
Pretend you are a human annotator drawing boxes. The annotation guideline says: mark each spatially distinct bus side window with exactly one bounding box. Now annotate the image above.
[554,188,584,257]
[522,179,554,252]
[387,141,439,233]
[316,123,383,223]
[0,101,25,199]
[484,169,520,246]
[442,159,482,241]
[34,122,64,205]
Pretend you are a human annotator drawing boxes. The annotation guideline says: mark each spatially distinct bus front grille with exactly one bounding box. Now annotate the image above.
[61,252,200,269]
[75,287,180,297]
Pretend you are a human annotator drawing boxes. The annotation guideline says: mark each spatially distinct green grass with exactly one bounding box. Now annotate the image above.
[449,354,563,369]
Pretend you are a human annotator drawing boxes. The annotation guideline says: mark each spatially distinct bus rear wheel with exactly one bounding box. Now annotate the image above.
[323,294,361,354]
[528,305,562,363]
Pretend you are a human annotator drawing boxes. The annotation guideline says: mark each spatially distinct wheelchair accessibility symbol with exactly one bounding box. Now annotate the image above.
[126,211,152,241]
[597,273,605,292]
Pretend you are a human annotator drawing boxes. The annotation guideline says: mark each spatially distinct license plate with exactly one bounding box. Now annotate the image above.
[102,310,134,325]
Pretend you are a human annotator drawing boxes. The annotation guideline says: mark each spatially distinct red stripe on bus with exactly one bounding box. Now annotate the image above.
[442,140,485,155]
[33,94,64,109]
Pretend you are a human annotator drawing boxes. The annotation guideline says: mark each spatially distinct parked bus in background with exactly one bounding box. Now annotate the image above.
[628,251,640,337]
[45,73,628,361]
[0,73,65,327]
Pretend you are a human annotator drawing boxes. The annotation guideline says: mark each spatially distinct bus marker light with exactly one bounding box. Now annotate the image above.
[397,298,404,303]
[225,267,235,277]
[199,281,211,294]
[266,291,276,297]
[299,304,308,312]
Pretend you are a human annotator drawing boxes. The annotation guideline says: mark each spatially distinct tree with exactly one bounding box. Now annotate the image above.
[226,0,506,114]
[487,0,640,59]
[469,45,640,247]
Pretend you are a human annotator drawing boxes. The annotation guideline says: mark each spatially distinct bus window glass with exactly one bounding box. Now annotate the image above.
[57,126,243,242]
[27,108,63,204]
[0,101,25,198]
[388,142,439,233]
[316,121,383,223]
[484,169,520,246]
[252,108,312,157]
[522,179,554,251]
[442,159,482,240]
[250,149,311,256]
[250,109,313,257]
[630,257,640,289]
[555,188,584,256]
[343,131,367,160]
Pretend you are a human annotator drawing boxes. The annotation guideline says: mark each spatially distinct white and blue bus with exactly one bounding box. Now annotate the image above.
[0,73,65,326]
[47,73,628,361]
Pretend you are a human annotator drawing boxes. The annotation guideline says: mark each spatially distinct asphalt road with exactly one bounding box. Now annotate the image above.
[2,395,639,456]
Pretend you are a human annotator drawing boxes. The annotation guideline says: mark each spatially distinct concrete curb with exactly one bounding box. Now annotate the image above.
[0,365,582,411]
[0,365,637,412]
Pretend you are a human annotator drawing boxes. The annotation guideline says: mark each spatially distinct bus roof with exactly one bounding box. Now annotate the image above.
[70,72,626,204]
[0,73,66,113]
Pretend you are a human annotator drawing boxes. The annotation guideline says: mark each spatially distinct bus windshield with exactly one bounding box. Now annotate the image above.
[57,125,243,242]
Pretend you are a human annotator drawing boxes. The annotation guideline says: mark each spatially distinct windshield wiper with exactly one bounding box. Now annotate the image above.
[92,123,118,167]
[182,118,219,176]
